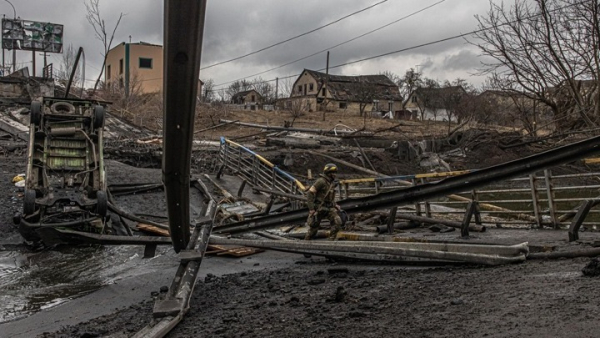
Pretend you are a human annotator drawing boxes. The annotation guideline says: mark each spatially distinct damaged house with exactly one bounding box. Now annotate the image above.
[285,69,403,115]
[231,89,262,105]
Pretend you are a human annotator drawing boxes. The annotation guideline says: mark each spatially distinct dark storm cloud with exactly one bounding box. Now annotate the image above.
[15,0,500,88]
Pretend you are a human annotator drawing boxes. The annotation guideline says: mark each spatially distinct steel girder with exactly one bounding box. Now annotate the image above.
[163,0,208,252]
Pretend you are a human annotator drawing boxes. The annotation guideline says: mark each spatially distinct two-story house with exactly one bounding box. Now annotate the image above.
[105,41,202,96]
[286,69,403,115]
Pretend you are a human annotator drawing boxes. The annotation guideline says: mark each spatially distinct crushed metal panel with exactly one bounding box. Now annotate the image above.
[218,201,259,216]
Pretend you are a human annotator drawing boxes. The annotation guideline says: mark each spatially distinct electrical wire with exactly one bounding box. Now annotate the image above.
[200,0,389,70]
[212,0,447,89]
[210,0,584,92]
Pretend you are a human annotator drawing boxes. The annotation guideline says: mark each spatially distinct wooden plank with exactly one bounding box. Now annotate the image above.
[137,223,171,237]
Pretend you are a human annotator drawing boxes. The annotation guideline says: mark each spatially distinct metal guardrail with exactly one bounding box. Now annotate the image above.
[219,137,306,208]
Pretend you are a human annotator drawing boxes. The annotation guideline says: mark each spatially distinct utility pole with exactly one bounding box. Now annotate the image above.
[321,51,330,121]
[32,50,35,77]
[5,0,16,73]
[275,77,278,101]
[1,14,4,75]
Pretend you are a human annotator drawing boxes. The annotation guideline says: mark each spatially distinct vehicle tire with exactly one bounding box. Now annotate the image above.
[30,101,41,126]
[96,190,107,217]
[23,189,36,215]
[50,101,76,114]
[93,105,105,129]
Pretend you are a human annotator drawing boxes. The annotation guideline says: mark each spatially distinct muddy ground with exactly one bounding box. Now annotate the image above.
[3,129,600,337]
[39,257,600,338]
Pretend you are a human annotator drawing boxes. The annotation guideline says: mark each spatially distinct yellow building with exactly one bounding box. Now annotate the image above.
[105,42,163,94]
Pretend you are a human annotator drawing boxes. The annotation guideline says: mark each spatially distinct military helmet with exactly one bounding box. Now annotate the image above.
[323,163,338,174]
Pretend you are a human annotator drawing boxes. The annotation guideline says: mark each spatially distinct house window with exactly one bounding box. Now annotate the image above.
[119,59,124,75]
[139,57,152,69]
[389,101,393,111]
[251,95,255,102]
[309,83,314,91]
[411,95,417,103]
[107,65,111,80]
[322,88,326,96]
[298,85,302,93]
[339,102,347,109]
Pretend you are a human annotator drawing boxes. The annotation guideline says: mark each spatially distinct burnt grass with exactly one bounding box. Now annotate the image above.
[41,259,599,338]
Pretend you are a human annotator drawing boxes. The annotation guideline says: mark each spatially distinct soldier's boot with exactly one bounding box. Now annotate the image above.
[328,225,342,241]
[328,215,343,241]
[304,226,319,240]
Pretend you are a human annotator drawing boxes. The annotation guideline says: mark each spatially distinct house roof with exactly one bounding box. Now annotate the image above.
[411,86,466,109]
[232,89,261,100]
[301,69,402,101]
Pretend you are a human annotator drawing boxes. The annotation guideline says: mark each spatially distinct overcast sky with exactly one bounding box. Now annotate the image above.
[9,0,502,91]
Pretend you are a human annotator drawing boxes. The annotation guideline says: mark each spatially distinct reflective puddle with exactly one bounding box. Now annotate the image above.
[0,244,147,323]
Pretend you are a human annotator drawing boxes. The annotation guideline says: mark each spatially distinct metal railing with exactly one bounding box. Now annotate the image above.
[338,169,600,229]
[219,137,306,208]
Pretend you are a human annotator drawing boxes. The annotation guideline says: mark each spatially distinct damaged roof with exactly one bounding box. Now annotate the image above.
[232,89,261,100]
[301,69,402,102]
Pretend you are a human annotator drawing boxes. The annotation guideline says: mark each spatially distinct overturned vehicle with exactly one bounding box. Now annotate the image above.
[18,97,109,242]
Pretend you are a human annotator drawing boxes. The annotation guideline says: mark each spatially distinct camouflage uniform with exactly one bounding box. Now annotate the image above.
[305,174,342,240]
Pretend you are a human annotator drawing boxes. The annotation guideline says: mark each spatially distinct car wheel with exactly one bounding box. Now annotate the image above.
[30,101,41,125]
[93,105,105,129]
[96,190,107,217]
[23,189,36,215]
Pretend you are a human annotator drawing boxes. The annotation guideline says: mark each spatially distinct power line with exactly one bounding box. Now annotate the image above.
[200,0,388,70]
[210,0,582,93]
[212,0,446,89]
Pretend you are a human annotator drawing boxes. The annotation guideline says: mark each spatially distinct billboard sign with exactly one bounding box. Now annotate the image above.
[2,18,63,53]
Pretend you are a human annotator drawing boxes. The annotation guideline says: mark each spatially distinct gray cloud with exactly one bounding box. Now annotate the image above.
[12,0,501,89]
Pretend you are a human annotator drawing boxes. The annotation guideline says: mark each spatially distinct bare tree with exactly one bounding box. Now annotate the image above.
[472,0,600,130]
[251,77,275,104]
[226,79,252,101]
[397,68,423,99]
[103,71,144,122]
[355,79,377,117]
[380,71,401,86]
[201,78,215,103]
[85,0,124,94]
[56,44,81,88]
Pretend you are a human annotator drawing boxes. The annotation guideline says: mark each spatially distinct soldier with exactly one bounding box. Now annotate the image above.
[305,163,343,240]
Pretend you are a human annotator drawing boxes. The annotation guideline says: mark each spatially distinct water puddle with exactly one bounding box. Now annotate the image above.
[0,244,148,323]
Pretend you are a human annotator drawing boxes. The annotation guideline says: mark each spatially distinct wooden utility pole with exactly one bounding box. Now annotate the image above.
[321,51,330,121]
[32,50,35,77]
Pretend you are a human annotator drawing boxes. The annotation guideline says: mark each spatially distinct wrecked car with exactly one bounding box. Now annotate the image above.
[18,97,108,242]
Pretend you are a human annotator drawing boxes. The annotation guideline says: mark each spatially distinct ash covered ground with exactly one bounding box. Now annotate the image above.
[2,133,600,338]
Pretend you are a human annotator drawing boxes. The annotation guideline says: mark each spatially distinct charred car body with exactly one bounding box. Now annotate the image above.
[19,97,108,242]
